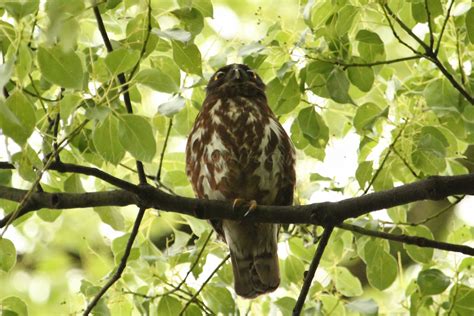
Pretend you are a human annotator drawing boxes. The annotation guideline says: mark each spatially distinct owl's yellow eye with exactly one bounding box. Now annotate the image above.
[247,69,257,80]
[214,71,225,81]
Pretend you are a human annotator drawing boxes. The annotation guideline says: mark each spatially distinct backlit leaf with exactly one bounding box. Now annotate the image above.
[118,114,156,162]
[37,46,84,89]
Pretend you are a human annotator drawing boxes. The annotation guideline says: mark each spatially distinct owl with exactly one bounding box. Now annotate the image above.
[185,64,296,298]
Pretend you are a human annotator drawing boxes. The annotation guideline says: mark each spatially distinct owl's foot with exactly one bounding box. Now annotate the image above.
[232,199,258,217]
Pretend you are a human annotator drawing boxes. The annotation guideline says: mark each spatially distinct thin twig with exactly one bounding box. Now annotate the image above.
[308,55,422,69]
[292,226,334,316]
[435,0,455,55]
[179,254,230,315]
[156,118,173,182]
[363,122,407,194]
[154,230,213,298]
[129,0,152,79]
[424,0,434,49]
[339,222,474,256]
[93,6,147,184]
[83,207,147,315]
[383,4,431,53]
[381,5,421,56]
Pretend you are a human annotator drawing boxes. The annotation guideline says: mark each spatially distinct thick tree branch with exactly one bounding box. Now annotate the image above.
[2,174,474,226]
[0,161,140,194]
[293,226,334,316]
[2,173,474,254]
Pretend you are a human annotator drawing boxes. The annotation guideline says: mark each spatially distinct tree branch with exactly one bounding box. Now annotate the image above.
[2,174,474,230]
[338,222,474,256]
[93,6,147,184]
[292,226,334,316]
[83,207,146,315]
[179,254,230,315]
[435,0,455,55]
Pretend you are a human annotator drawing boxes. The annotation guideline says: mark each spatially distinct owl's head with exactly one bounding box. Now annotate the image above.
[206,63,265,97]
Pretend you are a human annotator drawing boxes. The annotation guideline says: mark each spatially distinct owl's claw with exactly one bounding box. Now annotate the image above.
[232,199,257,217]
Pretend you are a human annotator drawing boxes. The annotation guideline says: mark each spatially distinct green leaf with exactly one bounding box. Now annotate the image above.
[356,30,385,62]
[37,46,84,89]
[112,233,140,263]
[153,28,192,42]
[334,266,363,297]
[348,66,374,92]
[275,297,296,315]
[297,106,319,139]
[193,0,213,17]
[93,114,125,165]
[354,102,385,132]
[327,68,353,104]
[304,60,334,98]
[297,106,329,148]
[94,207,125,231]
[467,8,474,44]
[365,239,397,290]
[104,48,140,75]
[417,269,450,296]
[1,296,28,316]
[59,93,82,121]
[172,41,202,75]
[174,104,198,136]
[2,0,39,19]
[267,74,300,115]
[0,91,36,145]
[16,44,32,82]
[172,8,204,36]
[346,299,378,316]
[157,296,182,316]
[356,161,373,189]
[412,0,443,23]
[412,128,447,175]
[335,5,359,36]
[424,78,460,110]
[0,238,16,272]
[157,95,186,117]
[135,69,180,93]
[450,285,474,316]
[284,255,305,284]
[118,114,156,162]
[404,226,434,264]
[202,285,235,315]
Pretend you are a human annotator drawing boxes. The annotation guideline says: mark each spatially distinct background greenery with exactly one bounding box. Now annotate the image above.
[0,0,474,315]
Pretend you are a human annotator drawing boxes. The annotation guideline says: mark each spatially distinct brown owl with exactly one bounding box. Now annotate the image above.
[185,64,296,298]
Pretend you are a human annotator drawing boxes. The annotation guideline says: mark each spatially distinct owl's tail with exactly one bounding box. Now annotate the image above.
[230,249,280,298]
[223,222,280,298]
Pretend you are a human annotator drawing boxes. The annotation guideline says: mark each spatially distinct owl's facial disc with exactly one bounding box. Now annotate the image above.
[206,63,265,96]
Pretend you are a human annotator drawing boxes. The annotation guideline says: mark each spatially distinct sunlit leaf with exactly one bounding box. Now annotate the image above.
[365,239,397,290]
[0,91,36,145]
[37,46,84,89]
[404,226,434,264]
[0,238,16,272]
[118,114,156,162]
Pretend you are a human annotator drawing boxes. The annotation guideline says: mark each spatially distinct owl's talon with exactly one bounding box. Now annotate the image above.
[232,199,257,217]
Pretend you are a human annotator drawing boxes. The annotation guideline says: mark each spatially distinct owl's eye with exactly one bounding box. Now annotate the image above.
[214,71,225,81]
[246,69,257,80]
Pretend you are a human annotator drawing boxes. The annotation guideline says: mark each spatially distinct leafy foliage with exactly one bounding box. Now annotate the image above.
[0,0,473,315]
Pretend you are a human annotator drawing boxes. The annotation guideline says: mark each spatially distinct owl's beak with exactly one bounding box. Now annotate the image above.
[228,67,247,82]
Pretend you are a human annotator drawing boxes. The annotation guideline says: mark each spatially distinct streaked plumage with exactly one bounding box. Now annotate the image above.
[185,64,296,298]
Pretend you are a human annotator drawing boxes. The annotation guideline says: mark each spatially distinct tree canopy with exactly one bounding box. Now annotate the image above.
[0,0,474,315]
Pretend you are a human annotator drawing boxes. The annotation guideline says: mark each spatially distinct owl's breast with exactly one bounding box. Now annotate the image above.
[186,97,293,204]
